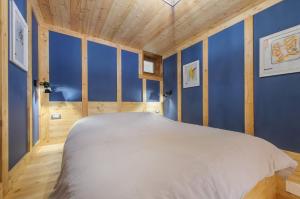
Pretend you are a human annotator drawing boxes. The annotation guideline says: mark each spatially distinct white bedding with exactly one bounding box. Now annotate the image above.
[50,112,297,199]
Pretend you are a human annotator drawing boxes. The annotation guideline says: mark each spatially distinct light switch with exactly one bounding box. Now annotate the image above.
[51,113,61,120]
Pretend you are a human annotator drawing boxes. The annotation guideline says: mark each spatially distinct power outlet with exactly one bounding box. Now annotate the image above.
[286,180,300,197]
[51,113,61,120]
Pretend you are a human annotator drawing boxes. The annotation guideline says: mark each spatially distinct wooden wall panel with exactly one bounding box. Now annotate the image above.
[48,102,82,142]
[89,102,162,116]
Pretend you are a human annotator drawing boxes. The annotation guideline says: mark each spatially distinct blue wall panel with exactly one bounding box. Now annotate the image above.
[254,0,300,152]
[121,50,142,102]
[49,32,82,101]
[163,54,178,121]
[208,21,245,132]
[88,41,117,101]
[146,80,160,102]
[8,0,28,169]
[32,12,39,145]
[181,42,203,125]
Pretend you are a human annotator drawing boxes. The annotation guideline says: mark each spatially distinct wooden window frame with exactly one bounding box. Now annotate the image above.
[139,51,162,81]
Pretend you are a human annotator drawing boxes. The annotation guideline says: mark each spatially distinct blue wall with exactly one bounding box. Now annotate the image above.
[208,21,245,132]
[8,0,28,169]
[254,0,300,152]
[121,50,143,102]
[146,80,160,102]
[181,42,203,125]
[32,12,39,145]
[49,32,82,101]
[163,54,178,121]
[88,41,117,101]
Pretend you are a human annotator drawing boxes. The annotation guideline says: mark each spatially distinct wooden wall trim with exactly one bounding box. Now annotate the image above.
[244,16,254,135]
[0,0,9,195]
[82,37,88,117]
[163,0,282,58]
[38,26,49,142]
[177,51,182,122]
[202,39,209,126]
[117,47,122,104]
[27,0,33,152]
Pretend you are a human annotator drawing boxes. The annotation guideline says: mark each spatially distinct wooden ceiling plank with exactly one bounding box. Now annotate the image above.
[70,0,82,32]
[100,0,137,41]
[36,0,276,54]
[37,0,53,24]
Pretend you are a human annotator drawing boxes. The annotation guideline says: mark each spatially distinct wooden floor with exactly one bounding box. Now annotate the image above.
[5,144,64,199]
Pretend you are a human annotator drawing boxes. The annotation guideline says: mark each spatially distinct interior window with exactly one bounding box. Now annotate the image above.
[143,60,154,74]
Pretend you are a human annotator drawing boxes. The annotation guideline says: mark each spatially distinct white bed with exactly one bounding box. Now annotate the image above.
[50,112,297,199]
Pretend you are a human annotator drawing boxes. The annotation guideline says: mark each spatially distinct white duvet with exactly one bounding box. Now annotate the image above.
[50,112,297,199]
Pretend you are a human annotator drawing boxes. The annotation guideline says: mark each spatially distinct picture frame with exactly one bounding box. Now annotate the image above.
[182,60,200,88]
[9,0,28,71]
[259,24,300,77]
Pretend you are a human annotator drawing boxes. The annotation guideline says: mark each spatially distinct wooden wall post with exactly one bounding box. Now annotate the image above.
[38,26,50,142]
[0,0,9,195]
[244,16,254,135]
[117,47,122,109]
[27,0,33,152]
[141,51,147,110]
[177,51,182,122]
[82,37,88,116]
[203,38,209,126]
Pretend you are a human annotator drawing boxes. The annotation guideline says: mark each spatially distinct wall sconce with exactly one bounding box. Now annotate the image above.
[163,90,172,98]
[34,80,52,93]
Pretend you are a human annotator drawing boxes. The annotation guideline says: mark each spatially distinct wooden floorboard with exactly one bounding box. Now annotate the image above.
[5,144,64,199]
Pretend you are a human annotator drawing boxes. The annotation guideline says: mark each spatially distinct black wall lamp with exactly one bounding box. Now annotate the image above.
[34,80,52,93]
[163,90,172,98]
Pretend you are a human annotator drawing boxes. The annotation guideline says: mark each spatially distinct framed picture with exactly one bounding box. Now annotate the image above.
[9,0,28,71]
[182,60,200,88]
[260,24,300,77]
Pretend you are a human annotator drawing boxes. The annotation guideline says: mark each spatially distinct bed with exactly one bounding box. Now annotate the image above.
[50,112,297,199]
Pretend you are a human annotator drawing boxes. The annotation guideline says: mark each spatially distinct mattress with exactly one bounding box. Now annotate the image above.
[50,112,297,199]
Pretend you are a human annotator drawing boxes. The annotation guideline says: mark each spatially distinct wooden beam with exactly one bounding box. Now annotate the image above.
[30,0,45,25]
[177,51,182,122]
[82,37,88,116]
[244,16,254,135]
[203,38,209,126]
[0,0,9,195]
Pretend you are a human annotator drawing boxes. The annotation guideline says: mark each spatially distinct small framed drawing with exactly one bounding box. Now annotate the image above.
[9,0,28,71]
[260,24,300,77]
[182,60,200,88]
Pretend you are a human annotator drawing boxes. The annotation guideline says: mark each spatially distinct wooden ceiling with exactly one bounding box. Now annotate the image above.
[37,0,265,54]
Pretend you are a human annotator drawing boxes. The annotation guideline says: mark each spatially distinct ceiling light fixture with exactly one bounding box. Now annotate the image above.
[163,0,182,7]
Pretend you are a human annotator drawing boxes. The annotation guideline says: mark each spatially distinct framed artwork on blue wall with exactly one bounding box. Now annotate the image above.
[260,24,300,77]
[9,0,28,71]
[182,60,200,88]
